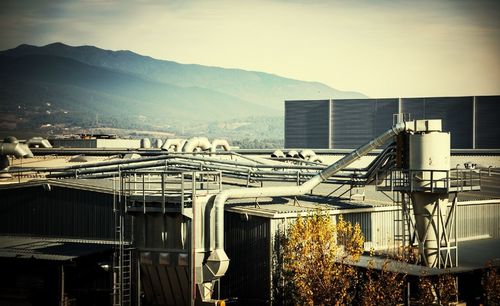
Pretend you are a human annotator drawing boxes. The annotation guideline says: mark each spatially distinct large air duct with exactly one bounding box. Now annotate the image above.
[140,138,151,149]
[1,137,34,158]
[161,138,186,152]
[151,138,163,149]
[0,136,34,173]
[27,137,52,148]
[182,137,211,152]
[286,150,299,158]
[210,139,231,153]
[271,150,285,158]
[203,122,409,279]
[298,149,316,160]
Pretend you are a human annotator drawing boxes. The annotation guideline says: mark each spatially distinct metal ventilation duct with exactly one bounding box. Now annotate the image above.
[210,139,231,153]
[204,122,410,279]
[182,137,211,152]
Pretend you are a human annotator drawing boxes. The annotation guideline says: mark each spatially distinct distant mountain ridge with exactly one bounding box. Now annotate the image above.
[0,42,366,132]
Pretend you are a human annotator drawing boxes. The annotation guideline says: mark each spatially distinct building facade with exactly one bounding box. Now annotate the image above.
[285,95,500,149]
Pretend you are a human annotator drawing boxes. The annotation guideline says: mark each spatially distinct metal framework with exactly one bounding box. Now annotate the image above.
[377,169,481,268]
[112,170,222,306]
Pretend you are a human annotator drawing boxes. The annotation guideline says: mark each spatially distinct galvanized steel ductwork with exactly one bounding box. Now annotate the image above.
[161,139,186,152]
[27,137,52,148]
[182,137,212,152]
[204,122,409,279]
[1,137,34,158]
[210,139,231,153]
[271,150,285,158]
[0,136,34,171]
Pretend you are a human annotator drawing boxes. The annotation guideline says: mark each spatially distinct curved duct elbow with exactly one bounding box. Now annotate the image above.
[210,139,231,153]
[151,138,163,149]
[27,137,52,148]
[161,139,186,152]
[1,137,34,158]
[271,150,285,158]
[177,140,187,152]
[286,150,299,158]
[183,137,211,152]
[299,149,316,160]
[140,138,151,149]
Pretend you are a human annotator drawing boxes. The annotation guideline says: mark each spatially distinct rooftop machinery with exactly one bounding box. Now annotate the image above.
[0,119,483,305]
[377,119,481,268]
[109,121,414,305]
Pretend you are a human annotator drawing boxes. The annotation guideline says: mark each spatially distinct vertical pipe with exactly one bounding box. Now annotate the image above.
[204,122,408,279]
[398,97,403,119]
[137,259,141,306]
[328,99,333,149]
[60,265,65,306]
[162,173,165,214]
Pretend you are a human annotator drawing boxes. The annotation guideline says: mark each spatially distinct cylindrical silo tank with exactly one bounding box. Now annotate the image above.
[409,131,450,267]
[409,132,450,188]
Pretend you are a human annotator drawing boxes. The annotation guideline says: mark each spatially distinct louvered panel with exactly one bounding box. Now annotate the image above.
[401,98,425,120]
[373,98,399,137]
[423,96,473,149]
[284,100,330,148]
[331,99,375,149]
[475,96,500,149]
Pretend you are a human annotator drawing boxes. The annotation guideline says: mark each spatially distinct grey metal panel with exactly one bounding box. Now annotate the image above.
[0,185,114,240]
[221,212,270,303]
[373,99,399,137]
[330,98,398,149]
[401,98,425,120]
[475,96,500,149]
[284,100,330,148]
[402,97,473,149]
[331,99,375,149]
[457,203,500,239]
[423,96,473,149]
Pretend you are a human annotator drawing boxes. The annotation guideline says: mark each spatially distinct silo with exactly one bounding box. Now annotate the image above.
[409,126,450,267]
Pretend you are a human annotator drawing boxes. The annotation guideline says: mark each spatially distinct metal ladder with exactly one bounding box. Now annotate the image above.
[393,191,413,248]
[113,175,132,306]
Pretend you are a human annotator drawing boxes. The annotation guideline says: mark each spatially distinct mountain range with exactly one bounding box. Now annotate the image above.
[0,42,365,135]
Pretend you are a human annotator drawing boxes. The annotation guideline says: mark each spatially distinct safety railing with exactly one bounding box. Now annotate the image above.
[120,170,222,213]
[376,169,481,193]
[449,169,482,192]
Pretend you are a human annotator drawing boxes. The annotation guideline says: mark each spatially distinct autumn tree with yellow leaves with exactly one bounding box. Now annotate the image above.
[280,212,364,305]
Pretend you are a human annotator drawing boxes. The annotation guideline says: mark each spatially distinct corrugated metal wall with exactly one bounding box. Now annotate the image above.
[456,202,500,239]
[343,210,397,250]
[222,212,270,303]
[331,99,375,149]
[0,185,114,240]
[475,96,500,149]
[331,99,398,149]
[229,201,500,303]
[402,96,473,149]
[285,96,497,149]
[284,100,330,148]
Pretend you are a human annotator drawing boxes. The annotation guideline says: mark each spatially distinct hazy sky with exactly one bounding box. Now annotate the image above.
[0,0,499,97]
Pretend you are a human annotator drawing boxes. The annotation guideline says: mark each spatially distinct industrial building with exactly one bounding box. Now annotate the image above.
[285,95,500,149]
[0,118,499,305]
